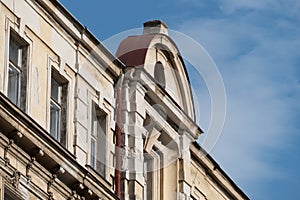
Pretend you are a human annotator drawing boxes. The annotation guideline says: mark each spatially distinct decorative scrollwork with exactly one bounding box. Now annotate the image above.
[47,174,57,194]
[26,157,36,183]
[4,139,14,166]
[11,170,21,188]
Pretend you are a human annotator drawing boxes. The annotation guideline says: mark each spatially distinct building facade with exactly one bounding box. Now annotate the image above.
[0,0,249,199]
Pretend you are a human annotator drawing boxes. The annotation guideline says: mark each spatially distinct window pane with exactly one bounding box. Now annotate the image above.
[90,103,107,176]
[50,101,60,141]
[4,189,21,200]
[91,104,98,136]
[9,39,19,65]
[91,138,96,168]
[51,78,60,102]
[7,65,20,105]
[92,118,98,137]
[154,62,165,88]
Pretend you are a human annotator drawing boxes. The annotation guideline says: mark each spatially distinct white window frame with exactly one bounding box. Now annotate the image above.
[143,149,161,200]
[49,67,68,147]
[90,101,107,177]
[3,186,23,200]
[7,64,21,105]
[50,77,62,141]
[6,30,28,110]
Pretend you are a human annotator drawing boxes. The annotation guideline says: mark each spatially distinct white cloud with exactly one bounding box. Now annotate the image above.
[209,0,300,19]
[218,0,274,13]
[176,3,300,198]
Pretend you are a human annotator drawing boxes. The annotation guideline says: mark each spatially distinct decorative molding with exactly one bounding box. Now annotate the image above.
[4,139,14,166]
[26,157,35,183]
[47,174,57,194]
[68,190,80,200]
[10,170,21,188]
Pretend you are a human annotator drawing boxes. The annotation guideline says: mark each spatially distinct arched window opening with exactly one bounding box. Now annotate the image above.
[154,61,166,88]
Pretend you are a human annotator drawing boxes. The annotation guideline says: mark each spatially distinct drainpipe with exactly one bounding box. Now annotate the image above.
[115,72,124,199]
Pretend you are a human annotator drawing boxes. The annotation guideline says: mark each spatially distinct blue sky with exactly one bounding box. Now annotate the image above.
[59,1,300,199]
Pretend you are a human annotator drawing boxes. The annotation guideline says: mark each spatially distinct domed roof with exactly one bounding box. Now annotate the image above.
[116,20,195,120]
[116,34,155,67]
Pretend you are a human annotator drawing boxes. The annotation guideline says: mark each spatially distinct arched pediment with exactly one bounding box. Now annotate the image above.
[116,31,195,120]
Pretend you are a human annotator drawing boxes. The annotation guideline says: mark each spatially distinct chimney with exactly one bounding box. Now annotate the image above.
[143,20,168,35]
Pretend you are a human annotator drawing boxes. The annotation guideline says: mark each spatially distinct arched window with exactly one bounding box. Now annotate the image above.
[154,61,165,88]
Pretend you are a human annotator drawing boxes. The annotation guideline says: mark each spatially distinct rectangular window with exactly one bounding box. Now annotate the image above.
[4,187,22,200]
[90,102,107,177]
[144,155,154,200]
[7,31,28,111]
[143,148,161,200]
[50,70,68,147]
[50,78,61,140]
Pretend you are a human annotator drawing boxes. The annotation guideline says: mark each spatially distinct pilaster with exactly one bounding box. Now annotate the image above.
[178,131,194,200]
[121,72,147,200]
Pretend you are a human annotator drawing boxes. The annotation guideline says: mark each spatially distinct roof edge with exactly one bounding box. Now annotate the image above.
[36,0,124,76]
[191,142,250,200]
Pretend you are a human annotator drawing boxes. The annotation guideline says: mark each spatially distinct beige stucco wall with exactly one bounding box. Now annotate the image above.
[190,159,229,199]
[0,0,119,193]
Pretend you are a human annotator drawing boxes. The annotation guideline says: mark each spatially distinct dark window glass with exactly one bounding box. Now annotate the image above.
[7,33,28,110]
[154,62,165,88]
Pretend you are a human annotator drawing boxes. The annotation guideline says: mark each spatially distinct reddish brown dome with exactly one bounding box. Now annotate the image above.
[116,34,155,68]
